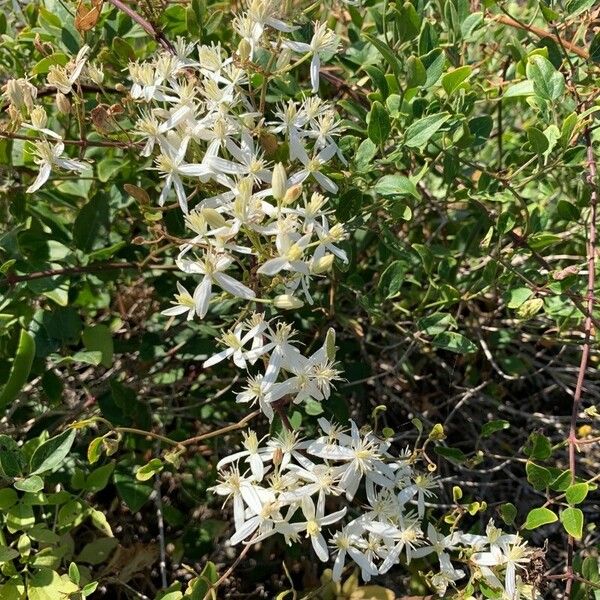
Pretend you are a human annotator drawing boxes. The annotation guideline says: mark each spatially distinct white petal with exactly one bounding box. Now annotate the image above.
[312,533,329,562]
[230,516,260,545]
[213,272,256,299]
[27,162,52,193]
[193,276,212,318]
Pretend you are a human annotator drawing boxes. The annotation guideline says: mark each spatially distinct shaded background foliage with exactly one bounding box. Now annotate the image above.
[0,0,599,598]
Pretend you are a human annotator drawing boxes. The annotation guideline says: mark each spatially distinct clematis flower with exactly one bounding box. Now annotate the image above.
[26,140,88,194]
[283,22,339,93]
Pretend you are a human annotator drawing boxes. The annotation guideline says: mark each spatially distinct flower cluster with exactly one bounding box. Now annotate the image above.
[2,44,106,192]
[5,0,544,597]
[212,419,541,599]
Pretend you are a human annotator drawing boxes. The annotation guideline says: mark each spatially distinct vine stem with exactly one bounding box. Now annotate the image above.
[493,14,588,59]
[106,0,174,53]
[1,262,177,288]
[565,127,597,599]
[0,131,140,149]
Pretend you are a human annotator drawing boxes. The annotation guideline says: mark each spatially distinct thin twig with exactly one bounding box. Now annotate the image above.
[153,440,168,590]
[565,126,598,599]
[0,131,141,149]
[2,261,177,288]
[212,535,257,589]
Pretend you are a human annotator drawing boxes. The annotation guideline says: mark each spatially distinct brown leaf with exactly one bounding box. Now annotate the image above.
[101,543,159,583]
[75,0,104,33]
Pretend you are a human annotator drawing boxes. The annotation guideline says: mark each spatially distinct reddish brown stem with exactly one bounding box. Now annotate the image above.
[494,14,588,59]
[106,0,174,52]
[565,128,597,599]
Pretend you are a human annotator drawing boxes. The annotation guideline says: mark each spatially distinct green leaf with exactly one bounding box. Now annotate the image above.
[404,113,451,148]
[185,561,219,599]
[0,489,18,511]
[500,502,517,525]
[305,398,323,416]
[28,568,79,600]
[526,461,552,490]
[73,194,110,253]
[77,537,118,565]
[0,436,26,478]
[481,420,510,438]
[560,507,584,539]
[111,36,135,62]
[527,126,549,154]
[135,458,164,481]
[31,53,69,75]
[431,332,477,354]
[368,101,391,145]
[374,175,418,198]
[524,507,558,529]
[363,34,402,76]
[82,325,114,368]
[565,482,589,505]
[30,429,76,475]
[87,437,104,464]
[434,445,466,464]
[14,475,44,493]
[526,432,552,460]
[417,313,456,335]
[526,55,565,102]
[506,287,533,309]
[406,56,426,88]
[0,330,35,413]
[503,80,534,98]
[355,139,377,170]
[0,546,19,563]
[378,260,407,298]
[442,65,472,95]
[97,158,123,183]
[114,472,152,512]
[566,0,596,15]
[6,502,35,532]
[590,33,600,63]
[86,463,115,492]
[68,562,80,586]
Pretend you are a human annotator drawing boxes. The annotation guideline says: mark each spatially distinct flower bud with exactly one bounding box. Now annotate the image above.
[30,106,47,129]
[275,47,291,70]
[237,38,251,61]
[56,91,71,114]
[271,162,287,201]
[311,254,334,274]
[86,63,105,85]
[273,294,304,310]
[283,184,302,205]
[272,447,283,467]
[202,208,227,229]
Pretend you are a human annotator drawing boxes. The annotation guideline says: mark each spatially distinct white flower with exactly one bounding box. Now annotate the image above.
[47,45,90,94]
[330,524,378,582]
[203,321,266,369]
[210,465,257,530]
[162,282,197,321]
[177,251,255,318]
[290,143,338,194]
[216,430,268,481]
[235,374,293,421]
[284,22,339,93]
[26,140,88,194]
[289,496,346,561]
[472,539,532,600]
